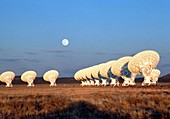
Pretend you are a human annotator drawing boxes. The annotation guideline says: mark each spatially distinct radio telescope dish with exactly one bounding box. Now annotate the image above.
[76,69,85,80]
[128,50,160,86]
[75,68,91,86]
[85,67,96,86]
[91,65,99,79]
[110,57,135,86]
[43,70,59,86]
[91,63,105,79]
[91,64,105,86]
[74,69,87,86]
[79,69,86,80]
[99,60,116,78]
[149,69,161,85]
[94,63,106,86]
[85,67,93,79]
[74,71,80,80]
[82,68,94,86]
[81,68,89,80]
[21,71,37,87]
[74,69,84,81]
[128,50,160,74]
[0,71,15,87]
[111,56,132,76]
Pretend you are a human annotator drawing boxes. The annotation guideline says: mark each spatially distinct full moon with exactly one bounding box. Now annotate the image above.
[62,39,69,46]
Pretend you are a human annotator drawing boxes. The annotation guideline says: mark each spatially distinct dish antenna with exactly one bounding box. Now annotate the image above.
[74,69,87,86]
[99,60,119,86]
[128,50,161,86]
[43,70,59,86]
[0,71,15,87]
[91,64,105,86]
[85,67,95,86]
[21,71,37,87]
[111,56,136,86]
[80,68,90,86]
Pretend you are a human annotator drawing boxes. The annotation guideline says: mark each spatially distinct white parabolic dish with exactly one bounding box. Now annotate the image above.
[21,71,37,83]
[74,71,79,80]
[0,71,15,83]
[91,64,105,79]
[100,60,116,78]
[128,50,160,74]
[111,56,132,76]
[86,67,93,79]
[75,69,84,80]
[43,70,59,82]
[80,68,87,80]
[74,70,83,81]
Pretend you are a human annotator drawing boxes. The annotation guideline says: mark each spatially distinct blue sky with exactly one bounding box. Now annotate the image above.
[0,0,170,77]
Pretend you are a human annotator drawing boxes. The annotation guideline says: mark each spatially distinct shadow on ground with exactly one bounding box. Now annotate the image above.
[22,101,130,119]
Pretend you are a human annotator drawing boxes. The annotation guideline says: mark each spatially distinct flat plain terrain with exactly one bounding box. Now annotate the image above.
[0,83,170,119]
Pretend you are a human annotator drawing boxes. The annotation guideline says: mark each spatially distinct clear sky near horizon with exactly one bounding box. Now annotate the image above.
[0,0,170,77]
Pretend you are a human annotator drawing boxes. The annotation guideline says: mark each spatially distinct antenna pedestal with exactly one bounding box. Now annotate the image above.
[95,79,100,86]
[101,78,107,86]
[90,80,95,86]
[110,78,119,86]
[6,83,13,87]
[27,83,34,87]
[50,82,57,86]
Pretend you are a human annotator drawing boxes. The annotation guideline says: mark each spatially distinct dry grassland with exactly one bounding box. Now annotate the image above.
[0,83,169,119]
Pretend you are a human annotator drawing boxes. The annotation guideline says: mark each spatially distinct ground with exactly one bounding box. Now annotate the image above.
[0,83,170,119]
